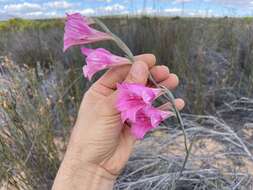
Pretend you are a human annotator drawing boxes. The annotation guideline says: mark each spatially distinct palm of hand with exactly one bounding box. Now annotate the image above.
[67,54,184,177]
[73,87,134,176]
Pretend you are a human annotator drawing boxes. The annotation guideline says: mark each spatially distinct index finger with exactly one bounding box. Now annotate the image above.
[92,54,156,94]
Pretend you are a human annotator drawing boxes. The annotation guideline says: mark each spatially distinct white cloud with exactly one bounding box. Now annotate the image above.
[217,0,248,3]
[96,0,112,2]
[1,0,225,19]
[136,7,160,15]
[212,0,252,6]
[107,5,124,11]
[24,11,62,19]
[173,0,192,3]
[102,4,126,12]
[44,1,77,9]
[79,8,95,15]
[45,11,60,17]
[164,8,182,13]
[4,2,42,12]
[152,7,217,17]
[2,1,128,18]
[3,1,78,15]
[78,5,127,16]
[26,11,44,16]
[2,1,80,19]
[188,10,207,17]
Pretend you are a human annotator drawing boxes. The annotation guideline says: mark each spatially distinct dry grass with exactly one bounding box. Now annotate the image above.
[1,16,253,189]
[0,57,85,189]
[1,56,253,189]
[115,111,253,189]
[1,16,253,113]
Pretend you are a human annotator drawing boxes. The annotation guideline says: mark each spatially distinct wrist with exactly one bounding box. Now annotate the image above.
[53,157,116,190]
[81,163,116,189]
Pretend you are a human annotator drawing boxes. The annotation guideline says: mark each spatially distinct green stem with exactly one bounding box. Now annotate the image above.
[93,18,134,61]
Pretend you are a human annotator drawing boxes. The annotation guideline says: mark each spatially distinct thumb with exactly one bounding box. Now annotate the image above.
[124,61,149,84]
[104,61,150,114]
[118,61,150,141]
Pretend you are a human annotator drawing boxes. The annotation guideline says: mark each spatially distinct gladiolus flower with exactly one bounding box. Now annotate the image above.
[116,83,170,139]
[64,13,111,52]
[116,83,160,122]
[81,47,130,80]
[131,106,170,139]
[66,13,94,25]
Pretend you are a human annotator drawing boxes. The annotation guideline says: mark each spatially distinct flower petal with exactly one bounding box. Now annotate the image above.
[63,13,111,52]
[116,83,170,139]
[81,48,130,80]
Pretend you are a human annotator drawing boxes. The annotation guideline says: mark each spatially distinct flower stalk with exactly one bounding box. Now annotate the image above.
[63,13,192,184]
[93,17,191,182]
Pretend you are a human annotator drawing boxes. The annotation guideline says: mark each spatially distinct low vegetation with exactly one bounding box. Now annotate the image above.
[1,16,253,189]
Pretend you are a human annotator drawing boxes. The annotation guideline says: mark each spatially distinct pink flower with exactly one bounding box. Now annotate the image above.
[131,107,169,139]
[81,47,130,80]
[116,83,160,121]
[116,83,170,139]
[64,13,111,52]
[66,13,94,25]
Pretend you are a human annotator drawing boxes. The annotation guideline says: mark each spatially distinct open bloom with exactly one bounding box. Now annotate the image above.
[131,106,170,139]
[64,13,111,52]
[81,47,130,80]
[116,83,170,139]
[116,83,160,122]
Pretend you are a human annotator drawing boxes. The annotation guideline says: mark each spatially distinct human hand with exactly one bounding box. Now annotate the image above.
[52,54,185,190]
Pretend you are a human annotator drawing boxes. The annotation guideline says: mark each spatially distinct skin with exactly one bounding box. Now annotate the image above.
[52,54,185,190]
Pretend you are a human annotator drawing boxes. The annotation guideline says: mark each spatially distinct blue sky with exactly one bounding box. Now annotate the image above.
[0,0,253,20]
